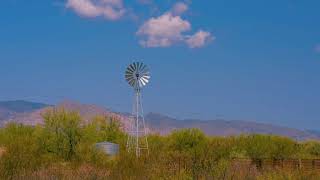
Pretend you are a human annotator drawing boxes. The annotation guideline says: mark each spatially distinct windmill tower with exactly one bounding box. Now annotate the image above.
[125,62,150,157]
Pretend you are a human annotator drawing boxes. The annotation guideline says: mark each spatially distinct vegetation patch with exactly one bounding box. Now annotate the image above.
[0,108,319,179]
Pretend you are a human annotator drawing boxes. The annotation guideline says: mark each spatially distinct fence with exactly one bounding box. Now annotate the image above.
[232,158,320,171]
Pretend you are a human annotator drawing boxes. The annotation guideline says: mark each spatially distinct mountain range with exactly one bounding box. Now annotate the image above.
[0,100,318,140]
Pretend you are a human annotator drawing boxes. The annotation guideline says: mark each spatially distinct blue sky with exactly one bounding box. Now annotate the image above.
[0,0,319,129]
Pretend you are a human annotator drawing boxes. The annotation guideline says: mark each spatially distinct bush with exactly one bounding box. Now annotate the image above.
[42,108,82,160]
[302,141,320,158]
[0,124,43,178]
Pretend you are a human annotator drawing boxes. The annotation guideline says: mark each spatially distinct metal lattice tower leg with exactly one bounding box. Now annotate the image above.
[126,89,149,157]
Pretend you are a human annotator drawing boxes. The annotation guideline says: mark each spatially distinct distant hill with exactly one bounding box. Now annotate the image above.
[306,130,320,137]
[0,100,50,125]
[0,100,49,113]
[0,100,131,130]
[0,100,319,140]
[145,113,319,140]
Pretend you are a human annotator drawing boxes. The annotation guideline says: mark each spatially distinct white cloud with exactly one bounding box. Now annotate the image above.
[66,0,213,48]
[137,13,191,47]
[137,12,213,48]
[171,2,188,16]
[66,0,125,20]
[186,30,214,48]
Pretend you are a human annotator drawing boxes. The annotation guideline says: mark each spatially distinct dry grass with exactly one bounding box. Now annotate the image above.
[0,147,5,157]
[8,164,110,180]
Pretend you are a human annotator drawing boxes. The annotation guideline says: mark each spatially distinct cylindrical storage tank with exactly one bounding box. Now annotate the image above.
[95,142,119,156]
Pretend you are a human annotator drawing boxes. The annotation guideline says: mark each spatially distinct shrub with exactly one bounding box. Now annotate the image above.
[42,108,82,160]
[0,124,43,179]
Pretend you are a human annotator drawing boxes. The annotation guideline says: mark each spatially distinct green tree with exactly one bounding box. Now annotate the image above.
[302,141,320,158]
[245,134,273,169]
[168,128,208,179]
[82,115,125,144]
[269,136,298,160]
[42,108,82,160]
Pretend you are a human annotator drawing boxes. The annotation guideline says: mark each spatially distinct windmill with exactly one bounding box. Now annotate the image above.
[125,62,150,157]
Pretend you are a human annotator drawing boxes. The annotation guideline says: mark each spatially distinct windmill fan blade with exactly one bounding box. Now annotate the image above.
[139,63,143,71]
[140,81,145,86]
[140,78,148,85]
[125,76,133,82]
[142,75,150,80]
[130,64,136,71]
[137,63,142,71]
[129,79,136,86]
[125,62,150,89]
[128,64,135,71]
[133,62,138,70]
[140,64,146,71]
[127,67,134,73]
[141,78,149,84]
[125,73,132,77]
[126,77,134,82]
[141,73,150,78]
[141,75,149,80]
[140,67,148,74]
